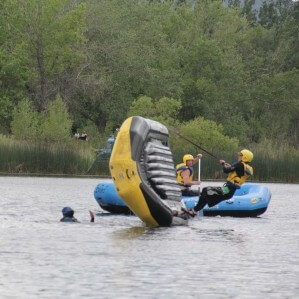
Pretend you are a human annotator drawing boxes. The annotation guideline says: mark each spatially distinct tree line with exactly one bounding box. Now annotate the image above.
[0,0,298,150]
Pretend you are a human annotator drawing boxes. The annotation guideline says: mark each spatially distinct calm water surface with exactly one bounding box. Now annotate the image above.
[0,177,298,299]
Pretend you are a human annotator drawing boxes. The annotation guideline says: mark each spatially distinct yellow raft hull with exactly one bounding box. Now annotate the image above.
[109,116,185,227]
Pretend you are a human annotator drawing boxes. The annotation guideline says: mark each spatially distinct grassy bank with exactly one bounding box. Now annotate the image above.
[172,143,299,183]
[1,135,298,182]
[0,135,95,175]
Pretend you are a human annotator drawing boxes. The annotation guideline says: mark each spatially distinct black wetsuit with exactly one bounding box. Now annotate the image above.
[193,161,244,212]
[182,186,200,196]
[60,216,79,222]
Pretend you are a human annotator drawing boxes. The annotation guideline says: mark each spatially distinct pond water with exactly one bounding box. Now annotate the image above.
[0,177,298,298]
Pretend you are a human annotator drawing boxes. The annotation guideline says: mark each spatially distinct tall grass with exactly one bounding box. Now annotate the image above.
[172,142,299,183]
[1,135,298,182]
[0,135,94,175]
[250,142,299,182]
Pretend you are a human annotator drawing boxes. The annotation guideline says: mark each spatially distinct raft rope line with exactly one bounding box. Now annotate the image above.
[169,127,220,160]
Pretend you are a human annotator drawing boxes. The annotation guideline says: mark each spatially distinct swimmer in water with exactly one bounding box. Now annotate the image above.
[60,207,95,222]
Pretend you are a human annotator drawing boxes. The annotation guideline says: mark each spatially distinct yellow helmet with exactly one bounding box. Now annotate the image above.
[183,154,194,164]
[240,149,253,163]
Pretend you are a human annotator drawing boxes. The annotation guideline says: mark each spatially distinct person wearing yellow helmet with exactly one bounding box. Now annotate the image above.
[190,149,254,214]
[176,153,202,196]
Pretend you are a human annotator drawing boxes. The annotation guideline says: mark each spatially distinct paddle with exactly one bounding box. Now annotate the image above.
[169,127,220,160]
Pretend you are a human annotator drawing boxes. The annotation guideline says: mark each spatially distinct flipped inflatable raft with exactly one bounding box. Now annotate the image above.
[94,181,271,217]
[108,116,187,227]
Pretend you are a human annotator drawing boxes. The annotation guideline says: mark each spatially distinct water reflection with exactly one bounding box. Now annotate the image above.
[113,226,149,240]
[189,226,245,243]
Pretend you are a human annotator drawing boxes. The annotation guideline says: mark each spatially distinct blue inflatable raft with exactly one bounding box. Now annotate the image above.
[94,181,132,215]
[183,183,271,217]
[94,181,271,217]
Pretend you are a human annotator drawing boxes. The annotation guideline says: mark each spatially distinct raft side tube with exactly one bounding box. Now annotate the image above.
[94,181,133,214]
[182,183,271,217]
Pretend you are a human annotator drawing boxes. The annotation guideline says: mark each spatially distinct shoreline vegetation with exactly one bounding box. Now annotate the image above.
[1,135,298,183]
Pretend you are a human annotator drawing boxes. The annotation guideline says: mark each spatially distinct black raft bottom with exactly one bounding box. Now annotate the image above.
[203,207,267,217]
[99,204,134,215]
[99,204,268,218]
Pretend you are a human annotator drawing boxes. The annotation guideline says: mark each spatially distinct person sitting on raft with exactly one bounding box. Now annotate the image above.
[190,149,253,215]
[60,207,95,223]
[176,154,202,196]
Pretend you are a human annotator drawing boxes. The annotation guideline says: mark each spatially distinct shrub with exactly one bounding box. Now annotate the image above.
[127,96,182,127]
[11,99,41,141]
[170,117,239,155]
[41,95,72,143]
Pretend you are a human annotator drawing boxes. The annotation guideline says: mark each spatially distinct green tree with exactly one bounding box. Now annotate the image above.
[128,96,182,126]
[0,96,13,134]
[175,1,250,127]
[11,99,41,141]
[270,1,299,72]
[0,0,32,131]
[170,117,239,155]
[241,0,257,24]
[77,0,183,132]
[1,0,298,151]
[22,0,87,111]
[41,95,72,143]
[128,96,156,119]
[248,70,299,145]
[258,0,293,28]
[0,0,86,115]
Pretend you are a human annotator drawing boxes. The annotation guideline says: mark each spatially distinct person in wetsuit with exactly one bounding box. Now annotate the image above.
[191,149,254,214]
[60,207,79,222]
[60,207,95,222]
[176,154,202,196]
